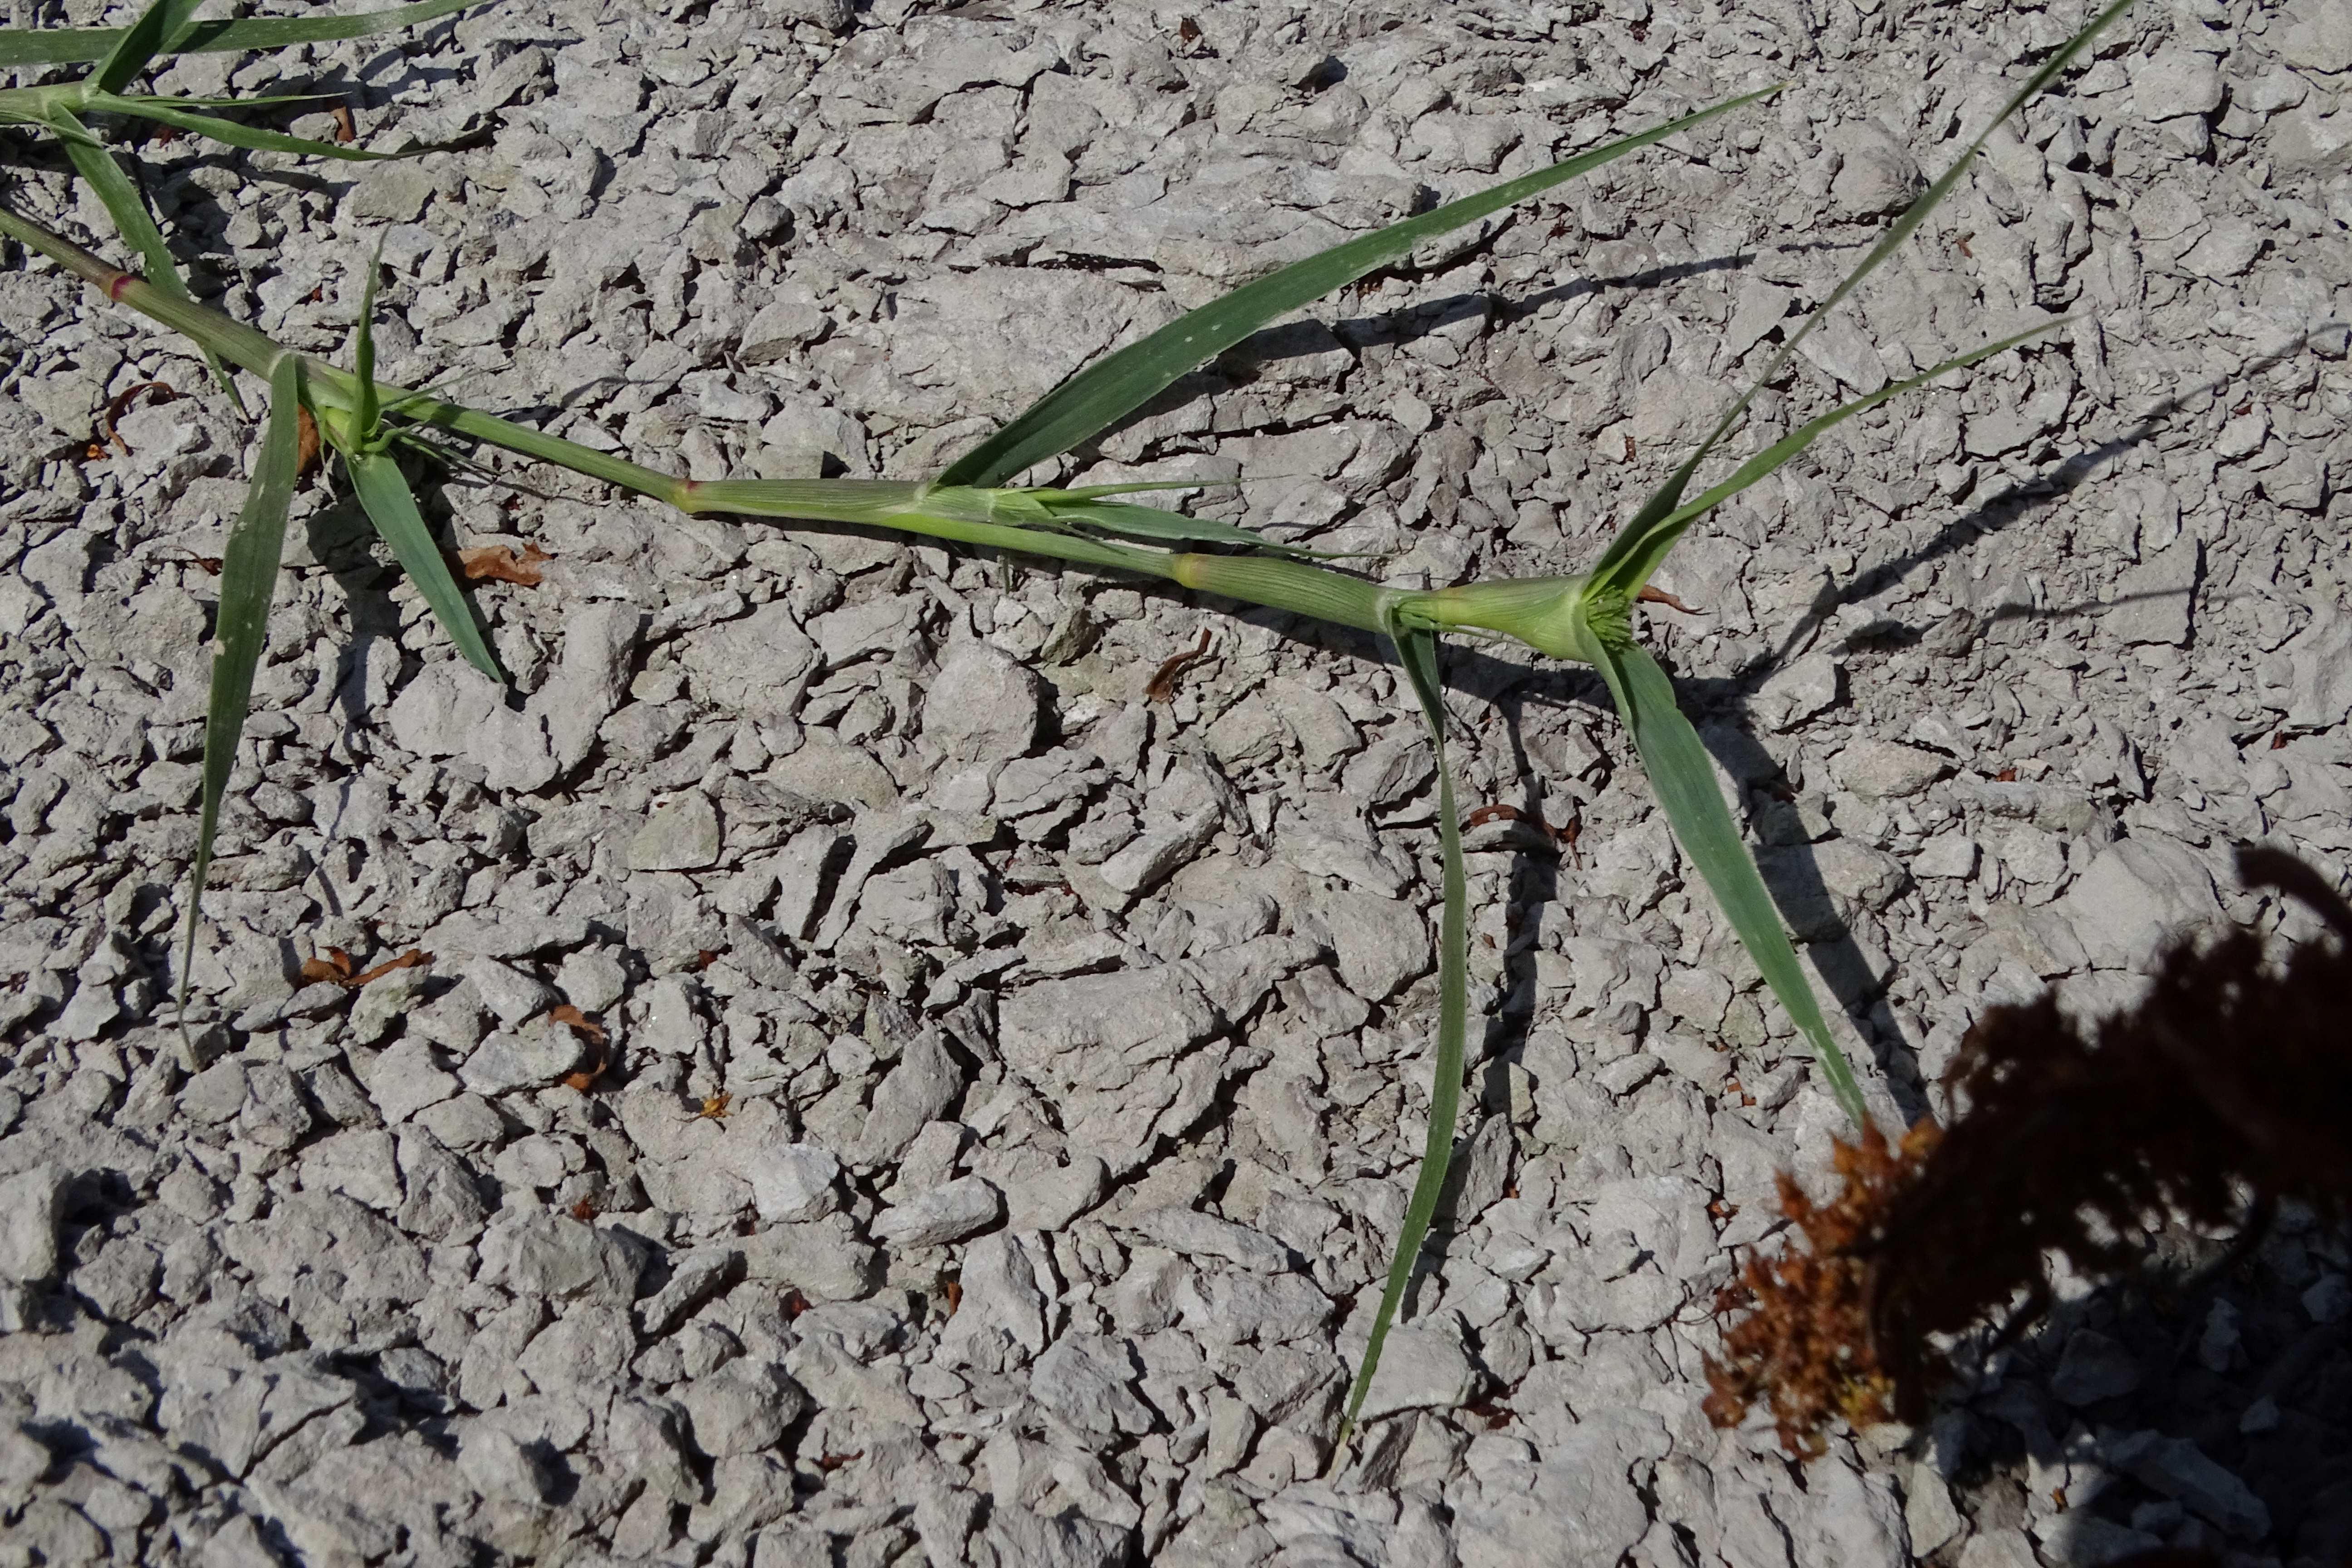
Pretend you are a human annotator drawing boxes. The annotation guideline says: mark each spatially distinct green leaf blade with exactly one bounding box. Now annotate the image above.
[1593,640,1868,1126]
[1335,619,1471,1460]
[176,351,304,1068]
[0,0,489,70]
[1595,322,2063,598]
[1588,0,2133,594]
[941,88,1780,489]
[89,0,205,93]
[346,448,502,680]
[83,90,391,160]
[50,107,245,407]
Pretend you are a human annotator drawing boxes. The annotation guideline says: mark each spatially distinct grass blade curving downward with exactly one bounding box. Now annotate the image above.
[1336,617,1471,1460]
[941,88,1780,488]
[87,0,204,94]
[0,0,489,70]
[48,104,245,409]
[80,89,391,161]
[1592,639,1867,1125]
[347,448,502,679]
[176,351,302,1069]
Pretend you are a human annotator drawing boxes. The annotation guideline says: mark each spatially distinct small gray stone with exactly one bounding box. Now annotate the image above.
[1835,740,1946,800]
[1912,831,1977,879]
[298,1128,404,1214]
[2053,1328,2142,1405]
[1098,807,1220,897]
[478,1211,647,1304]
[630,793,723,872]
[741,1214,882,1301]
[856,1029,965,1164]
[2106,539,2198,645]
[2130,48,2225,120]
[349,161,436,221]
[1128,1206,1289,1272]
[459,956,558,1027]
[922,641,1049,763]
[1757,654,1842,732]
[740,1143,841,1224]
[1028,1334,1154,1437]
[1352,1321,1477,1423]
[2056,838,2220,971]
[459,1016,583,1096]
[1313,896,1428,1000]
[2105,1431,2270,1539]
[364,1037,460,1123]
[0,1165,68,1283]
[679,1361,808,1457]
[457,1425,556,1505]
[872,1175,1004,1248]
[1827,121,1923,217]
[1958,1526,2039,1568]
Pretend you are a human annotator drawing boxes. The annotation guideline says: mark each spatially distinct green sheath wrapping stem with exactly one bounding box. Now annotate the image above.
[1165,551,1396,632]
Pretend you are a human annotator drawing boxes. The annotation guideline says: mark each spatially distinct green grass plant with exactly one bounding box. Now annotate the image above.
[0,0,2132,1456]
[0,0,485,406]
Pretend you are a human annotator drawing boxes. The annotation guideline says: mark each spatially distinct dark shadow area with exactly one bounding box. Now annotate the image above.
[1766,331,2336,669]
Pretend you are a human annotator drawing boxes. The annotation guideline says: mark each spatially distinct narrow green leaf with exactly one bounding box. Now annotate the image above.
[353,235,387,435]
[346,448,503,680]
[1336,617,1471,1459]
[941,88,1780,489]
[83,90,391,161]
[89,0,204,93]
[176,351,303,1069]
[1592,639,1868,1126]
[1588,0,2134,593]
[1044,500,1349,557]
[0,0,489,69]
[51,107,244,409]
[1592,321,2063,598]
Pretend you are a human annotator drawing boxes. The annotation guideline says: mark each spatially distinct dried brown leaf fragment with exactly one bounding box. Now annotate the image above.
[456,542,553,586]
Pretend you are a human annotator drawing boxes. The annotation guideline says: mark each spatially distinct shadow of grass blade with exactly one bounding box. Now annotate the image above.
[1597,322,2063,598]
[176,352,303,1069]
[940,88,1779,490]
[82,90,391,160]
[1335,618,1471,1461]
[0,0,489,70]
[347,449,502,679]
[88,0,204,93]
[1588,0,2133,593]
[49,106,245,408]
[1593,641,1867,1126]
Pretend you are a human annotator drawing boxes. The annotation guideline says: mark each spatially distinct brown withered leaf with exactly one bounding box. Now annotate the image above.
[561,1056,608,1093]
[100,380,177,457]
[301,947,429,988]
[299,947,357,985]
[548,1004,608,1046]
[1146,629,1213,702]
[456,542,553,586]
[296,405,322,478]
[1701,1118,1939,1455]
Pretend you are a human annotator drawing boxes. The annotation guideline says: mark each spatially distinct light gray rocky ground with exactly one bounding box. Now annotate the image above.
[2,0,2350,1562]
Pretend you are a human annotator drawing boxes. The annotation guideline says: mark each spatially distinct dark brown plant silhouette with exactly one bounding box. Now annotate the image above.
[1706,845,2352,1453]
[1701,1117,1940,1454]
